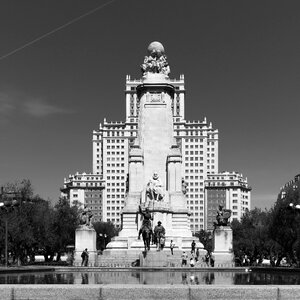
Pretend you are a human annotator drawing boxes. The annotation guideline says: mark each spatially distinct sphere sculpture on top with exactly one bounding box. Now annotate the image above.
[141,41,170,76]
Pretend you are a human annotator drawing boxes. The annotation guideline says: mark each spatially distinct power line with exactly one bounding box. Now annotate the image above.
[0,0,116,61]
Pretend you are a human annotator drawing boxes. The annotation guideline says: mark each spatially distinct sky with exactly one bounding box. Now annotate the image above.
[0,0,299,209]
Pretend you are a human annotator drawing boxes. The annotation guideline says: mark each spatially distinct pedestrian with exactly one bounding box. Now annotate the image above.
[181,251,188,267]
[170,240,175,255]
[81,249,86,266]
[81,248,89,266]
[84,248,89,266]
[205,252,210,267]
[195,247,199,262]
[191,240,196,254]
[190,257,195,267]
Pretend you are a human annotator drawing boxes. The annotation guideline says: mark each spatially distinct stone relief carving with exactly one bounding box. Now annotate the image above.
[79,205,94,229]
[213,205,232,227]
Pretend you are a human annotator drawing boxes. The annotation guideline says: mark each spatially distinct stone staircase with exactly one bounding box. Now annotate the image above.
[97,249,209,268]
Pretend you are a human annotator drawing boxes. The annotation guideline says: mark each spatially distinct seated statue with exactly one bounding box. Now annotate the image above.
[79,205,93,228]
[146,172,164,201]
[213,205,231,227]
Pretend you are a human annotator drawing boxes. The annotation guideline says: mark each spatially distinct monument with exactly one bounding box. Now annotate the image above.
[74,206,97,266]
[212,205,234,267]
[99,42,204,266]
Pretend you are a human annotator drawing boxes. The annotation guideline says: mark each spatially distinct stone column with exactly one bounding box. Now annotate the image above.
[167,144,182,193]
[212,226,234,267]
[74,226,97,266]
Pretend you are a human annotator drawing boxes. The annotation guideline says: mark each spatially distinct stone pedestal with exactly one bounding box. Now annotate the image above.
[139,250,168,267]
[212,226,234,267]
[74,226,97,266]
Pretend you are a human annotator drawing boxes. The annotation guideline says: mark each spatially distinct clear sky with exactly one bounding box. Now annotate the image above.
[0,0,299,209]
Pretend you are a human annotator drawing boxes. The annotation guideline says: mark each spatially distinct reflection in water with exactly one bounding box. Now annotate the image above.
[1,270,300,285]
[181,273,188,285]
[81,273,89,284]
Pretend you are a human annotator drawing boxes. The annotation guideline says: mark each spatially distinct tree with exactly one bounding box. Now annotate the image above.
[93,221,119,251]
[1,180,81,265]
[51,197,80,261]
[0,179,38,265]
[268,185,300,266]
[232,208,276,266]
[195,229,213,254]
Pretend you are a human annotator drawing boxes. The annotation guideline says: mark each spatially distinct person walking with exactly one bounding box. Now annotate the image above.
[195,248,200,262]
[190,257,195,267]
[170,240,175,255]
[81,248,89,266]
[191,240,196,254]
[84,248,89,266]
[181,251,188,267]
[81,249,86,266]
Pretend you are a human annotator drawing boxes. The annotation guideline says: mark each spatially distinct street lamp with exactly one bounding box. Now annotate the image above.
[99,233,107,251]
[0,188,22,268]
[289,203,300,211]
[0,199,20,267]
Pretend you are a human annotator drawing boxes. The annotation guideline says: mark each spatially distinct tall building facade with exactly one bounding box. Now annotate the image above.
[279,174,300,200]
[204,172,251,230]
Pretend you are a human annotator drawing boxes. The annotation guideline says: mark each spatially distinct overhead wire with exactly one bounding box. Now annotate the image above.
[0,0,116,62]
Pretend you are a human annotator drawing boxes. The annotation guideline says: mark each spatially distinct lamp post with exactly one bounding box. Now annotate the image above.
[0,193,21,267]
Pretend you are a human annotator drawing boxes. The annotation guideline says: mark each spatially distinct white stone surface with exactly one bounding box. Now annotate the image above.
[213,226,233,252]
[212,226,234,267]
[74,226,97,266]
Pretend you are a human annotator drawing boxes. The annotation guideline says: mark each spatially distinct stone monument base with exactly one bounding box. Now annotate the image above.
[74,226,97,266]
[213,252,234,267]
[212,226,234,267]
[139,250,168,267]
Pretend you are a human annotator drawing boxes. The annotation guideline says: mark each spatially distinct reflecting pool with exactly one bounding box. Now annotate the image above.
[1,270,300,285]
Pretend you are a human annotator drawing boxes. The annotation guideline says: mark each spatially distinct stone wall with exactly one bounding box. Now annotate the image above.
[0,285,299,299]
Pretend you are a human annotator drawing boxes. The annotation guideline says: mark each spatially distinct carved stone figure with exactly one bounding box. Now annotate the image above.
[153,221,166,251]
[182,178,188,195]
[141,42,170,76]
[213,205,231,227]
[79,205,94,228]
[146,172,164,201]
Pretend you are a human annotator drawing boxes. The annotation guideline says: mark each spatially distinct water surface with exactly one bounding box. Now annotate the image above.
[1,270,300,285]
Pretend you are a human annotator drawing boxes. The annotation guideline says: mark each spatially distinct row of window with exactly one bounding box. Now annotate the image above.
[185,144,203,148]
[106,170,125,174]
[107,194,125,198]
[188,200,204,205]
[106,145,125,149]
[188,188,204,193]
[106,182,125,187]
[106,187,125,191]
[185,163,215,169]
[106,163,125,168]
[188,194,204,198]
[107,200,124,204]
[107,176,125,180]
[185,169,203,173]
[106,157,125,161]
[106,151,125,155]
